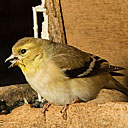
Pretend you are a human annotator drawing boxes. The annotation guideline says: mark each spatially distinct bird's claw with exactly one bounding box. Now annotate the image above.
[42,102,51,117]
[60,104,69,120]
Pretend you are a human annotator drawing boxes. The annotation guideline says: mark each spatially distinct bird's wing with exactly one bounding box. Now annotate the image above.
[51,44,124,78]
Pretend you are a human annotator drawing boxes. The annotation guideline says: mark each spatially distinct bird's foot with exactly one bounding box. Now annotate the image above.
[42,102,51,117]
[60,104,69,120]
[60,99,80,120]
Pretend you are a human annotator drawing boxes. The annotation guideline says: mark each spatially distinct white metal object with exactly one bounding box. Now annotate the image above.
[32,0,49,39]
[37,93,42,102]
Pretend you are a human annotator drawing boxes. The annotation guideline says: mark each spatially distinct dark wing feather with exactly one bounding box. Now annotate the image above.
[51,42,125,78]
[110,72,125,76]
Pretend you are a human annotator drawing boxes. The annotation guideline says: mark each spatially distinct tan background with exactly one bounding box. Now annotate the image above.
[61,0,128,85]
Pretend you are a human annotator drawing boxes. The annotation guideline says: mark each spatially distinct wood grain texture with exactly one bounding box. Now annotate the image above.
[45,0,67,43]
[0,89,128,128]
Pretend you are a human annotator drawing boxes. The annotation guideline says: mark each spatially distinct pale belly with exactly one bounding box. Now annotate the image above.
[26,73,106,105]
[29,79,77,105]
[23,61,110,106]
[26,72,78,105]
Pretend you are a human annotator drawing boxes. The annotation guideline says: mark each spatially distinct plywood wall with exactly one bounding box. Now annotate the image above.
[60,0,128,86]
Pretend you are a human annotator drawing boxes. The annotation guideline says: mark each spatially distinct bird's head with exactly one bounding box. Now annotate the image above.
[5,37,50,73]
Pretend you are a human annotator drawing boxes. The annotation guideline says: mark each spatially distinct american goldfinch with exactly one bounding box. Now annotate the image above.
[5,37,128,119]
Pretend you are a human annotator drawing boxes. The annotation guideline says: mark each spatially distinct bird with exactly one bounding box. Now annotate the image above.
[5,37,128,119]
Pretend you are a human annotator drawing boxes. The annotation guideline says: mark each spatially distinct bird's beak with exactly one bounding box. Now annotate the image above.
[5,54,19,68]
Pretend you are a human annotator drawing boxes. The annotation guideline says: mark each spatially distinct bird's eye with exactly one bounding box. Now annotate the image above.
[21,49,27,54]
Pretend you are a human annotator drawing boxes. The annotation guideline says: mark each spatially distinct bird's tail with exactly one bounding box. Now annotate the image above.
[105,76,128,96]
